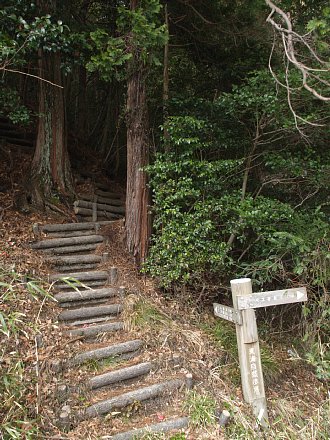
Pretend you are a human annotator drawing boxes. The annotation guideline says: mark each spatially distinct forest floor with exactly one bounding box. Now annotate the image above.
[0,149,329,440]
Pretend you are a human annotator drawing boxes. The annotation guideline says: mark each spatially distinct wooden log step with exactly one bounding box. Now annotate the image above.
[31,235,103,250]
[74,207,122,219]
[79,194,124,206]
[55,280,106,290]
[70,339,143,366]
[43,243,99,255]
[50,270,109,282]
[104,417,189,440]
[82,378,184,419]
[38,221,113,233]
[48,254,102,265]
[58,304,122,322]
[75,200,125,215]
[54,287,120,304]
[89,362,152,390]
[77,216,123,223]
[66,316,117,326]
[65,321,124,337]
[54,263,98,272]
[59,298,109,308]
[95,189,122,199]
[45,230,99,238]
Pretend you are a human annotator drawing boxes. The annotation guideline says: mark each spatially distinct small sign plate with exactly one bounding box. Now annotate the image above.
[237,287,307,310]
[213,303,242,325]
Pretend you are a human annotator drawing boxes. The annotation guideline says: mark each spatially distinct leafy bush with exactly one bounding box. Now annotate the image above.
[145,71,329,296]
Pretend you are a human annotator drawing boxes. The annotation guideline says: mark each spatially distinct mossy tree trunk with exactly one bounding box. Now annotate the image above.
[29,51,74,207]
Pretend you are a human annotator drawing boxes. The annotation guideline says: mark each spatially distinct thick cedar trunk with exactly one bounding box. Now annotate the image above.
[125,0,151,267]
[30,51,73,206]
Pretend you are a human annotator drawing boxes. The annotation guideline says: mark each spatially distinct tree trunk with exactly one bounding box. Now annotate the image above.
[29,50,74,207]
[125,0,151,267]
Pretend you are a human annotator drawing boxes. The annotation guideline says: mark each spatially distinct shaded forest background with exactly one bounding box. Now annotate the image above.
[1,0,329,378]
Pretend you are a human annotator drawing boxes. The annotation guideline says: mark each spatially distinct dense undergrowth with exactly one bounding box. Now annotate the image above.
[0,267,53,439]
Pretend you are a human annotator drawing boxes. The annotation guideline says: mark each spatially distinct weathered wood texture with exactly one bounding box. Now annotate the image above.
[43,243,99,254]
[74,207,122,219]
[31,235,103,249]
[95,189,122,199]
[38,221,112,232]
[55,280,105,290]
[83,378,184,419]
[50,270,108,282]
[58,304,122,321]
[75,200,125,214]
[48,255,102,265]
[104,417,189,439]
[65,321,124,337]
[79,194,124,206]
[54,263,97,272]
[54,287,120,303]
[45,230,98,238]
[231,278,268,427]
[70,339,143,366]
[89,362,152,390]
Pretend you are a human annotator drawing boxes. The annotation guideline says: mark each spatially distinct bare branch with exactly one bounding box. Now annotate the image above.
[1,68,63,88]
[265,0,330,103]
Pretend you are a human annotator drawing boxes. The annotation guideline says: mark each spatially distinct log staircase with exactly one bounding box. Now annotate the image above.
[30,187,190,439]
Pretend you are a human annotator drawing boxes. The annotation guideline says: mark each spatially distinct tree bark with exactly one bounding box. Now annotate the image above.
[29,32,74,207]
[30,50,74,206]
[125,0,151,267]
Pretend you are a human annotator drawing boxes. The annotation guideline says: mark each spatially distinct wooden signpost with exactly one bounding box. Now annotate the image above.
[214,278,307,427]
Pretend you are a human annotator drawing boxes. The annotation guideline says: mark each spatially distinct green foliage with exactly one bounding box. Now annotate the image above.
[0,86,31,125]
[183,390,217,428]
[87,0,167,80]
[146,68,330,295]
[303,295,330,382]
[0,268,53,439]
[0,3,71,67]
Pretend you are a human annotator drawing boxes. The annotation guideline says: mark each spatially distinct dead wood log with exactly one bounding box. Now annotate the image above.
[70,339,143,366]
[46,230,98,238]
[74,207,121,219]
[89,362,152,390]
[43,243,99,255]
[79,194,124,206]
[75,200,125,214]
[31,235,103,249]
[95,189,122,199]
[104,417,189,440]
[66,316,117,326]
[55,280,106,290]
[83,379,184,419]
[38,221,113,232]
[48,255,102,265]
[54,287,120,303]
[54,263,97,272]
[76,216,122,223]
[74,200,125,215]
[59,298,108,308]
[38,222,96,233]
[65,321,124,337]
[50,270,108,282]
[58,304,122,321]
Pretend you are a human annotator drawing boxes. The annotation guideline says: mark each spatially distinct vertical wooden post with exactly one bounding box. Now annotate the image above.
[231,278,268,427]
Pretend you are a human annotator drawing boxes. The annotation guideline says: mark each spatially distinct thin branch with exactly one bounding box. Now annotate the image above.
[1,68,63,88]
[265,0,330,103]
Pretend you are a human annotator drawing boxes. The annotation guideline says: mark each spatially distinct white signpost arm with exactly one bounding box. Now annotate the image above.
[231,278,268,427]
